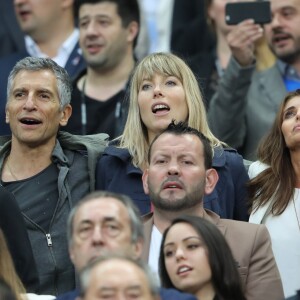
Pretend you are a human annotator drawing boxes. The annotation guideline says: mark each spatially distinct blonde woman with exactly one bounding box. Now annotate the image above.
[96,52,249,219]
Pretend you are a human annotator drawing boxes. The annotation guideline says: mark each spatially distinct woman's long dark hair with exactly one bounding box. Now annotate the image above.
[159,216,246,300]
[248,90,300,215]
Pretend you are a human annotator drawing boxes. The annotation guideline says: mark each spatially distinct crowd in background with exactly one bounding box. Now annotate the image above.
[0,0,300,300]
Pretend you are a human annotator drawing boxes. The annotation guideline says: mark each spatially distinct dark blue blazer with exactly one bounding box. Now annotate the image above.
[0,43,86,135]
[0,0,25,58]
[56,288,197,300]
[96,145,249,220]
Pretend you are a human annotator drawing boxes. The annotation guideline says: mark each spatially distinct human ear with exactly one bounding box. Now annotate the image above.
[204,168,218,195]
[60,104,72,126]
[142,169,150,195]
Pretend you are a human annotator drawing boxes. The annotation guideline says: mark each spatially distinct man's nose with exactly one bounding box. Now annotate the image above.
[167,161,180,175]
[86,20,99,36]
[270,13,281,29]
[91,225,104,244]
[23,95,37,111]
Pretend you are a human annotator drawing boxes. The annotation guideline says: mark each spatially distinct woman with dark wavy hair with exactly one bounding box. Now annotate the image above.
[159,215,245,300]
[248,89,300,297]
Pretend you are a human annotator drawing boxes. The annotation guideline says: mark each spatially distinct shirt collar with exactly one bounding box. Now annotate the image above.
[277,59,300,80]
[25,28,79,67]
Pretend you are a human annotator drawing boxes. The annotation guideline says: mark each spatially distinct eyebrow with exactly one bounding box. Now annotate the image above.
[98,285,142,292]
[78,216,117,225]
[283,106,296,115]
[164,236,201,248]
[80,14,111,20]
[99,287,115,292]
[126,286,142,292]
[12,87,54,95]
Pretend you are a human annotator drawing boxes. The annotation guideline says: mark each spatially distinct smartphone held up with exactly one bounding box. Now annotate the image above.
[225,1,272,25]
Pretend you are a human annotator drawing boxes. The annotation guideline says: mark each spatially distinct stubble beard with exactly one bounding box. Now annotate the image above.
[271,36,300,65]
[149,184,204,212]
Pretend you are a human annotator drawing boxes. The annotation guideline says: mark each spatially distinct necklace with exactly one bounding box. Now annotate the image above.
[292,197,300,232]
[6,156,19,181]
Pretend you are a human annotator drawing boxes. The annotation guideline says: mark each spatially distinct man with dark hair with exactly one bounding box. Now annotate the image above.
[208,0,300,160]
[64,0,140,138]
[0,57,108,295]
[141,121,284,300]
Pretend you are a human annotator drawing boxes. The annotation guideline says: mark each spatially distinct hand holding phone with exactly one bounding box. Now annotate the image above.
[226,19,264,66]
[225,1,271,25]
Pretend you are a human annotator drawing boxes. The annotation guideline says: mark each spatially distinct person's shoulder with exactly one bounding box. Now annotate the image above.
[221,147,243,162]
[142,212,153,223]
[220,218,268,238]
[213,146,247,171]
[100,144,132,163]
[159,288,197,300]
[55,289,79,300]
[58,131,109,151]
[0,51,27,71]
[248,160,269,178]
[26,294,55,300]
[0,51,27,86]
[257,62,279,76]
[0,50,27,63]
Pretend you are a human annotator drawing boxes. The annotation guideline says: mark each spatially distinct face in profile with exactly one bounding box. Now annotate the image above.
[69,198,140,271]
[162,222,214,297]
[281,95,300,149]
[83,258,157,300]
[138,73,188,141]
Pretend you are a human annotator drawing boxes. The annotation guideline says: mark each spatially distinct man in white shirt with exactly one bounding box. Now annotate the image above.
[14,0,83,71]
[0,0,86,135]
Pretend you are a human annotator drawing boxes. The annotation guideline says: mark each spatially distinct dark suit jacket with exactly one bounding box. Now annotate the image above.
[142,209,284,300]
[56,287,197,300]
[208,59,287,160]
[0,44,86,135]
[0,0,25,58]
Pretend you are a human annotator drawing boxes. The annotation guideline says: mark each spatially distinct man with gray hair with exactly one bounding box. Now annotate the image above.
[0,57,108,296]
[79,254,161,300]
[57,190,197,300]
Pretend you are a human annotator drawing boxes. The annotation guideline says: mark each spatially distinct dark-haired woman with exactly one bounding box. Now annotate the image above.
[159,215,246,300]
[249,90,300,297]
